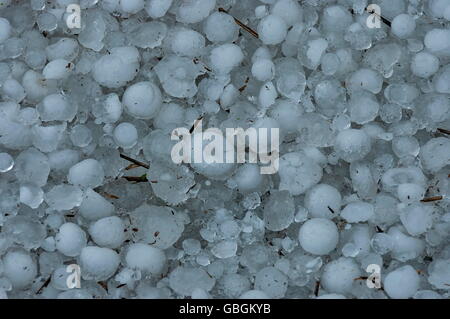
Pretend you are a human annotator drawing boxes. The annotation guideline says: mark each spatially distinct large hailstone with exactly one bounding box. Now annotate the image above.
[298,218,339,255]
[334,129,372,163]
[154,55,205,98]
[419,137,450,173]
[384,265,420,299]
[176,0,216,24]
[209,43,244,75]
[88,216,125,249]
[258,14,288,45]
[169,266,216,296]
[125,243,167,276]
[128,21,168,49]
[263,190,295,231]
[166,27,205,57]
[278,151,323,196]
[68,159,105,188]
[146,161,195,206]
[321,257,361,294]
[79,246,120,281]
[129,204,184,249]
[92,46,140,89]
[122,81,162,119]
[2,249,37,289]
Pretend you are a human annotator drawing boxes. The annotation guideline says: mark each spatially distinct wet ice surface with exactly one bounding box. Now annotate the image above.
[0,0,449,299]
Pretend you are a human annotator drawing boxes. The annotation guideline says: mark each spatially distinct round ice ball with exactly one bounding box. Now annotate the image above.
[113,122,138,149]
[123,81,162,119]
[278,152,323,196]
[55,223,87,257]
[145,0,173,18]
[43,59,74,80]
[321,257,361,294]
[203,12,239,43]
[334,129,372,163]
[79,246,120,281]
[169,266,215,296]
[298,218,339,255]
[210,43,244,75]
[257,14,288,45]
[70,124,92,148]
[232,163,266,194]
[2,249,37,289]
[304,184,342,219]
[88,216,125,249]
[125,243,167,276]
[252,58,275,82]
[68,159,105,188]
[176,0,216,24]
[254,267,288,298]
[391,14,416,39]
[271,0,303,26]
[384,265,420,299]
[411,52,440,78]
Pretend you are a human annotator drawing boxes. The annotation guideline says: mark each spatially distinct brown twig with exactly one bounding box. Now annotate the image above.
[365,7,391,27]
[119,153,149,169]
[123,176,148,183]
[36,276,51,294]
[314,281,320,297]
[421,195,443,202]
[218,8,259,39]
[101,192,120,199]
[437,128,450,135]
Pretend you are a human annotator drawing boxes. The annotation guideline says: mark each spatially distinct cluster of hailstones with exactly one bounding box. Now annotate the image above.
[0,0,449,299]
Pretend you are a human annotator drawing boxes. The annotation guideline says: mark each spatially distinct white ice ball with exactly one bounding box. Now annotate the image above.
[123,81,162,119]
[304,184,342,219]
[113,122,138,149]
[43,59,74,80]
[254,267,288,298]
[391,14,416,39]
[145,0,172,18]
[334,129,372,163]
[203,12,239,43]
[79,188,115,221]
[271,0,303,27]
[79,246,120,281]
[55,222,87,257]
[210,44,244,75]
[321,257,361,294]
[125,243,167,276]
[88,216,125,249]
[411,52,440,78]
[68,159,105,188]
[384,265,420,299]
[298,218,339,255]
[176,0,216,24]
[251,58,275,81]
[2,250,37,289]
[257,14,288,45]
